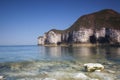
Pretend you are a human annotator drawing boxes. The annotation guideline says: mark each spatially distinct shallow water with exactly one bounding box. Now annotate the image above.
[0,45,120,80]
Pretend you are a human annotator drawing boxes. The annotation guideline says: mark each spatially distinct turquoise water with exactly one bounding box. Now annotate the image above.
[0,45,120,80]
[0,45,120,63]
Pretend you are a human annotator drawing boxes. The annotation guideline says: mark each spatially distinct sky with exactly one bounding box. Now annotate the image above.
[0,0,120,45]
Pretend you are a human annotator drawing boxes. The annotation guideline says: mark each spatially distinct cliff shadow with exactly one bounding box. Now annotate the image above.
[89,35,97,44]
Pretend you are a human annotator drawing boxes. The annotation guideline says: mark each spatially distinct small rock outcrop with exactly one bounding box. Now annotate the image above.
[84,63,104,72]
[38,9,120,46]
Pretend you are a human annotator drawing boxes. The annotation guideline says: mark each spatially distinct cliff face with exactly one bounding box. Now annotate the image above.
[45,30,61,44]
[38,9,120,46]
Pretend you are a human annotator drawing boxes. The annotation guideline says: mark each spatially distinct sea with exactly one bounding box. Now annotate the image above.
[0,45,120,80]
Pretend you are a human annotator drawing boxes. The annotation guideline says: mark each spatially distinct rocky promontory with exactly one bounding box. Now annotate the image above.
[38,9,120,46]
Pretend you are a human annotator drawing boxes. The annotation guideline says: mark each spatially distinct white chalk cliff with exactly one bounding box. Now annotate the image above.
[38,9,120,46]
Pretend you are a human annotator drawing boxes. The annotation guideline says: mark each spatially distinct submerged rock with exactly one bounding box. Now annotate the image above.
[43,78,56,80]
[89,72,115,80]
[72,73,90,80]
[0,76,4,80]
[90,79,99,80]
[84,63,104,72]
[107,70,116,74]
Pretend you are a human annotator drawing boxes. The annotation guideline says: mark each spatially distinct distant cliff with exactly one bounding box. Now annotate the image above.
[38,9,120,46]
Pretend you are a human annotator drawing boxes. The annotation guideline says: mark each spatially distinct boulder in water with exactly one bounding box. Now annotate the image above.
[84,63,104,72]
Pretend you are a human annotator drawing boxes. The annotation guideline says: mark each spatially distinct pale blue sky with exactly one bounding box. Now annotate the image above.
[0,0,120,45]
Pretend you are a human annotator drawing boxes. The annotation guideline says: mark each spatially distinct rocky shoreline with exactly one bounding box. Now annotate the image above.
[38,43,120,47]
[0,60,120,80]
